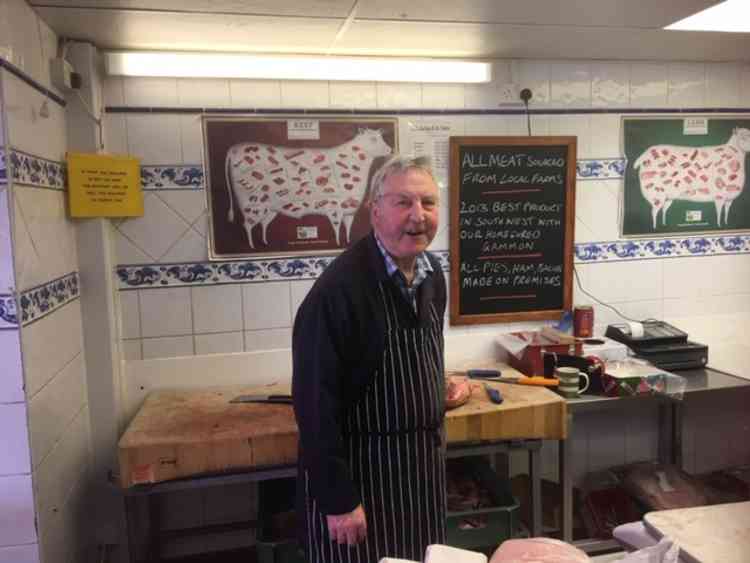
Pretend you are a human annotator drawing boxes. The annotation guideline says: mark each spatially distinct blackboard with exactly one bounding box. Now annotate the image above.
[449,136,576,325]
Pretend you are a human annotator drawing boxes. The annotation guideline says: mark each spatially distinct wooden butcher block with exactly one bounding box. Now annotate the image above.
[445,363,567,443]
[118,383,297,488]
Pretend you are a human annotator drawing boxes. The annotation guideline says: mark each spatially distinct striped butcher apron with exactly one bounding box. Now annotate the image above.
[304,281,447,563]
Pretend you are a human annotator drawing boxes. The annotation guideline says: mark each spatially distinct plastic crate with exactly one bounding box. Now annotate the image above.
[446,458,520,550]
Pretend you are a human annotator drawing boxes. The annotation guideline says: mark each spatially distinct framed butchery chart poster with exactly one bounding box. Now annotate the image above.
[622,117,750,236]
[203,116,397,259]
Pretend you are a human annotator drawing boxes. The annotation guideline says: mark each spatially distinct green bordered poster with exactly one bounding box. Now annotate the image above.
[622,117,750,236]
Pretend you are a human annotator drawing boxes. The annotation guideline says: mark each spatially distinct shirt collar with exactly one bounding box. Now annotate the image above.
[374,234,433,280]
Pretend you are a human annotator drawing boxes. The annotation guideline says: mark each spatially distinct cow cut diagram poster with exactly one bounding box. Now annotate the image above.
[622,117,750,236]
[203,116,397,259]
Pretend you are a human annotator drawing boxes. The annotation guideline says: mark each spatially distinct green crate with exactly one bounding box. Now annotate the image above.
[256,539,306,563]
[446,459,520,550]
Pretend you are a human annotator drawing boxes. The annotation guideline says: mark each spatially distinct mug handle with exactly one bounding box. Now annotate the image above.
[579,371,590,394]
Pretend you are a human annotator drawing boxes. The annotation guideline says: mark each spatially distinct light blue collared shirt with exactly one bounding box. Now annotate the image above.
[374,235,433,313]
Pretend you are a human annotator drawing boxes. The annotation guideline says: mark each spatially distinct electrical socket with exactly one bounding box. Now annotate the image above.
[50,57,75,91]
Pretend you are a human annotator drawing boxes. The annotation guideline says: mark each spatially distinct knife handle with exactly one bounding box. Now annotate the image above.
[468,368,502,379]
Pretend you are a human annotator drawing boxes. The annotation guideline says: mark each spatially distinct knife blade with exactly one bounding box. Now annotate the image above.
[229,394,293,404]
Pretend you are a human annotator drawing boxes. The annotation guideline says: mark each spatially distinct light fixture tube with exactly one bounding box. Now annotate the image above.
[665,0,750,33]
[105,51,492,83]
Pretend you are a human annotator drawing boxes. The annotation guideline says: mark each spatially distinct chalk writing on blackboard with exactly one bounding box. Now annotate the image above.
[449,137,576,325]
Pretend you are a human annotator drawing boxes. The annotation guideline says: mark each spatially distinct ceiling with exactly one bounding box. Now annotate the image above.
[29,0,750,62]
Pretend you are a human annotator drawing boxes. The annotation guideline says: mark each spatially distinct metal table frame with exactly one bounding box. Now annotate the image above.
[122,438,547,562]
[559,367,750,553]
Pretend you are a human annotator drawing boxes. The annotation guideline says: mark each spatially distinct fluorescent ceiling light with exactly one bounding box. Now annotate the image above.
[105,52,492,83]
[665,0,750,32]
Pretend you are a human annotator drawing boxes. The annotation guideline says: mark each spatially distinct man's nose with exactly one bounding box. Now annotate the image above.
[409,201,425,221]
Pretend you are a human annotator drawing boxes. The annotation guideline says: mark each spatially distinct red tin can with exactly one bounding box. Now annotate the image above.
[573,306,594,338]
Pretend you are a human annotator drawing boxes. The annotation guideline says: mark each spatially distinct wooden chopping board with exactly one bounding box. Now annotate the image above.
[445,363,567,443]
[118,383,297,488]
[119,364,567,488]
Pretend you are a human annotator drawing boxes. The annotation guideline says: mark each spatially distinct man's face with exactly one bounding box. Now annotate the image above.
[371,168,439,267]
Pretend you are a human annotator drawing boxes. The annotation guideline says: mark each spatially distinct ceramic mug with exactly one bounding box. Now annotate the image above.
[556,366,589,398]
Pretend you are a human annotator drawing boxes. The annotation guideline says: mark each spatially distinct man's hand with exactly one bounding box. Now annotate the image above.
[326,504,367,545]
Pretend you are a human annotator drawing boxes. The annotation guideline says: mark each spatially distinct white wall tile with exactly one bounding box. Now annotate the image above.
[139,287,192,338]
[116,193,191,260]
[463,115,506,136]
[125,114,182,164]
[663,255,750,299]
[121,339,142,361]
[422,84,464,109]
[113,229,154,263]
[21,302,83,399]
[102,113,128,155]
[549,61,590,107]
[0,403,30,475]
[27,354,85,468]
[13,188,77,292]
[142,336,194,359]
[118,290,141,339]
[376,82,421,109]
[548,115,590,158]
[590,62,629,108]
[229,80,282,108]
[465,61,513,109]
[512,60,550,106]
[179,114,204,164]
[195,331,244,355]
[630,63,668,107]
[574,260,663,304]
[101,76,124,107]
[329,81,377,109]
[280,81,329,108]
[588,115,623,158]
[36,471,85,563]
[33,407,90,524]
[741,65,750,104]
[177,78,230,108]
[192,285,242,334]
[574,181,621,242]
[158,192,207,226]
[159,227,208,263]
[290,279,315,322]
[585,410,626,472]
[0,543,39,563]
[122,77,178,107]
[3,0,48,88]
[3,73,67,161]
[0,475,36,546]
[706,63,741,107]
[0,330,24,403]
[244,328,292,351]
[668,63,706,107]
[242,282,292,330]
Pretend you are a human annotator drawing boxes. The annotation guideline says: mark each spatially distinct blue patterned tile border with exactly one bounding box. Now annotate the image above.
[117,250,451,289]
[576,158,625,180]
[9,149,65,190]
[19,272,80,326]
[0,293,18,329]
[139,158,623,192]
[141,165,204,190]
[117,235,750,289]
[575,235,750,263]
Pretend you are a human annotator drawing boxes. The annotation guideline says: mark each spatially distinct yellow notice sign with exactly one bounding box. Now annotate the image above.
[67,152,143,217]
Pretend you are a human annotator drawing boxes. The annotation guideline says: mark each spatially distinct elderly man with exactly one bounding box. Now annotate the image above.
[292,155,447,563]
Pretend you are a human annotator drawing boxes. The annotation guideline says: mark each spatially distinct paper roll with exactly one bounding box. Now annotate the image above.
[628,321,644,338]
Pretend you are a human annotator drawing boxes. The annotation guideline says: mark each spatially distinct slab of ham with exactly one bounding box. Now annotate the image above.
[445,375,472,409]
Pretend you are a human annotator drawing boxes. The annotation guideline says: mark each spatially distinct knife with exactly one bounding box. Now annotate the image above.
[229,394,293,404]
[465,368,558,387]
